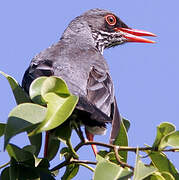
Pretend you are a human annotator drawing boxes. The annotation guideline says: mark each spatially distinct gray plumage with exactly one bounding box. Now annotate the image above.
[22,9,128,143]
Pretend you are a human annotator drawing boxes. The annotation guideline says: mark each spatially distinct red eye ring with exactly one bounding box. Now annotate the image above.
[105,14,117,26]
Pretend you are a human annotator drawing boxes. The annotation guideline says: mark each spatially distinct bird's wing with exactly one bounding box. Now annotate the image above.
[109,97,121,144]
[76,65,114,127]
[87,66,114,116]
[22,59,54,92]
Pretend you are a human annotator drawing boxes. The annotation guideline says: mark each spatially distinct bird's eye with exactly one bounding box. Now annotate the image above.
[105,15,116,26]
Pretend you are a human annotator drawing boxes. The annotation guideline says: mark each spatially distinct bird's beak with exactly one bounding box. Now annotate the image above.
[114,27,156,43]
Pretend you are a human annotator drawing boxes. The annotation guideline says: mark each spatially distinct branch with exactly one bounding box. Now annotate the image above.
[71,159,96,172]
[50,160,69,171]
[114,146,134,170]
[50,159,96,172]
[51,140,179,172]
[0,161,10,169]
[75,141,179,153]
[73,123,85,143]
[72,159,97,165]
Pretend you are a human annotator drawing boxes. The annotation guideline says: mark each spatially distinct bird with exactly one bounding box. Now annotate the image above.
[22,8,156,156]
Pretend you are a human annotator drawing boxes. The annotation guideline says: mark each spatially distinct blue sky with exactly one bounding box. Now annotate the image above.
[0,0,179,179]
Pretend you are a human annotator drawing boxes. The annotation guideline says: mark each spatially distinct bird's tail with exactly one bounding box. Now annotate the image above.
[44,131,49,158]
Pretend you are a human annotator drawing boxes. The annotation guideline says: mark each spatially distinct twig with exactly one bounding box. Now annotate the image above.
[51,140,179,172]
[78,163,95,172]
[72,159,97,165]
[50,159,96,172]
[66,139,79,159]
[162,148,179,152]
[0,161,10,169]
[75,141,179,153]
[73,123,85,143]
[50,160,69,171]
[114,146,134,170]
[72,159,96,172]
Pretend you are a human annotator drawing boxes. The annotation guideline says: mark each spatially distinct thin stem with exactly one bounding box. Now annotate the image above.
[72,159,96,172]
[51,140,179,172]
[77,124,85,143]
[66,139,79,159]
[73,123,85,143]
[50,159,96,172]
[114,146,134,170]
[74,141,84,152]
[75,141,179,153]
[50,160,69,171]
[72,159,97,165]
[78,163,95,172]
[0,161,10,169]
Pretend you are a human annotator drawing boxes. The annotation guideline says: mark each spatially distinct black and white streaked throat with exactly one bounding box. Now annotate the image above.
[92,30,126,54]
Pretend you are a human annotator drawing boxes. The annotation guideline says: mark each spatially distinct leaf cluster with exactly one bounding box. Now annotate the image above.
[0,71,179,180]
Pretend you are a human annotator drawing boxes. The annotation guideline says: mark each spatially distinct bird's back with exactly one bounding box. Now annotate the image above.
[22,37,114,126]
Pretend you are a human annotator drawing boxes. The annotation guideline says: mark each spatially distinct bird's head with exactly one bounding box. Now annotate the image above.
[62,9,156,53]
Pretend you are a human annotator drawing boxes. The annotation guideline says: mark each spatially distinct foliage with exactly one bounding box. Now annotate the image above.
[0,72,179,180]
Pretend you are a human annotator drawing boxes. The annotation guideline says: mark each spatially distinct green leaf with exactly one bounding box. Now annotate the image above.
[146,151,179,179]
[51,169,59,177]
[159,131,179,149]
[35,158,49,169]
[6,144,34,164]
[133,161,156,180]
[97,150,121,164]
[36,158,50,169]
[9,163,18,180]
[9,157,39,180]
[1,167,10,180]
[35,158,53,180]
[134,149,156,180]
[7,146,40,179]
[0,71,31,104]
[10,164,39,180]
[61,164,79,180]
[23,145,36,154]
[94,158,132,180]
[96,154,106,162]
[161,172,175,180]
[113,118,128,162]
[41,76,71,97]
[152,122,175,149]
[28,133,42,156]
[31,93,78,135]
[54,121,72,143]
[38,172,55,180]
[118,168,133,180]
[29,76,78,135]
[122,117,130,132]
[60,147,70,160]
[97,150,109,158]
[29,76,47,105]
[144,172,165,180]
[45,134,60,161]
[0,123,6,137]
[106,152,120,164]
[145,172,175,180]
[4,103,46,148]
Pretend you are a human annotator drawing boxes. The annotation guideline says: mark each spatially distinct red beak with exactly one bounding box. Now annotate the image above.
[114,27,156,43]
